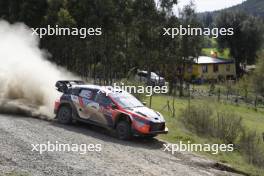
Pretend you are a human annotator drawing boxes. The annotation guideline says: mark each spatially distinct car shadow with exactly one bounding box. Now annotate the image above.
[50,120,166,150]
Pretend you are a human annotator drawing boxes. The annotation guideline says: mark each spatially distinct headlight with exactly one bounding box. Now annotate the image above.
[132,115,147,124]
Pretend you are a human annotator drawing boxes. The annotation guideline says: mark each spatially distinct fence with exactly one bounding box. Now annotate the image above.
[150,83,264,117]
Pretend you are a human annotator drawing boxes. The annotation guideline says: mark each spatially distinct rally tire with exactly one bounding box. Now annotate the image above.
[57,106,72,124]
[116,121,132,140]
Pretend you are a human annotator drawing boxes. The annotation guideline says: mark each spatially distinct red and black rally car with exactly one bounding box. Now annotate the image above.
[54,81,168,139]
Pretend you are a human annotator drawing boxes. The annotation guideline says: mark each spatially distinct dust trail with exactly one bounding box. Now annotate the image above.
[0,20,78,119]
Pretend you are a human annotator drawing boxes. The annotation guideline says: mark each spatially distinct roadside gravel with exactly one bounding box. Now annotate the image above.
[0,115,242,176]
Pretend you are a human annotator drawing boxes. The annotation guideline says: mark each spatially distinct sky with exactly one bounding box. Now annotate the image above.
[175,0,245,13]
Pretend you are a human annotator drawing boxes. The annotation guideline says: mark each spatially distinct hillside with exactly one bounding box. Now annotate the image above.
[228,0,264,17]
[199,0,264,22]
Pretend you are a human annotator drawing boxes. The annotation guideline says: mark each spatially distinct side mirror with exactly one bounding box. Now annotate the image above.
[142,102,147,106]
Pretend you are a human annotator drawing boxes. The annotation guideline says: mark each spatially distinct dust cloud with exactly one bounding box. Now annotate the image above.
[0,20,78,119]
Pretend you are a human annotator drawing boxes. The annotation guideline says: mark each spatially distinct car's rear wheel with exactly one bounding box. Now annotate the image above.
[58,106,72,124]
[116,121,131,140]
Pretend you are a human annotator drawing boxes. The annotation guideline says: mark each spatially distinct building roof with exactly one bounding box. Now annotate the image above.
[194,56,234,65]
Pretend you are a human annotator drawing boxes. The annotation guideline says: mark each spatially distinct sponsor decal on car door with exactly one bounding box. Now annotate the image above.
[93,92,114,126]
[75,89,99,120]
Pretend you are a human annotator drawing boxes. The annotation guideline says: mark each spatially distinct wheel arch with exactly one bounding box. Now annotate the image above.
[57,101,78,119]
[58,102,72,111]
[114,113,132,129]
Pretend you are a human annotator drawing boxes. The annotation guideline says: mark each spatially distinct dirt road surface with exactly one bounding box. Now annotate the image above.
[0,114,243,176]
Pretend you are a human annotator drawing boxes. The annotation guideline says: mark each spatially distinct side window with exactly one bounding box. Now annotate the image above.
[79,89,93,100]
[213,64,219,72]
[138,72,147,78]
[226,64,231,72]
[72,88,80,95]
[95,93,112,106]
[202,65,208,73]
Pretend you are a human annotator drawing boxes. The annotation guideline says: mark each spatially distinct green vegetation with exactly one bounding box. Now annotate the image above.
[201,48,230,59]
[216,10,264,76]
[222,0,264,18]
[1,1,264,175]
[149,95,264,176]
[200,0,264,21]
[0,0,202,88]
[253,52,264,95]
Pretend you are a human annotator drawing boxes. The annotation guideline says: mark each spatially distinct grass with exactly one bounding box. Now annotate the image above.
[148,95,264,176]
[202,48,230,59]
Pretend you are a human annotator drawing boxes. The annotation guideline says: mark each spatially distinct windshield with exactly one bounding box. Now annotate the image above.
[110,93,143,109]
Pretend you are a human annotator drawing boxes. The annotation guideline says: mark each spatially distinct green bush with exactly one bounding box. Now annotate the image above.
[180,104,264,169]
[239,130,264,168]
[180,105,243,144]
[180,104,213,135]
[213,112,243,144]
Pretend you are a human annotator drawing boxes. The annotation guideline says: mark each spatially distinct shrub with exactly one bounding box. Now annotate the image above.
[213,112,243,144]
[180,104,213,135]
[180,104,264,169]
[180,105,243,144]
[239,130,264,168]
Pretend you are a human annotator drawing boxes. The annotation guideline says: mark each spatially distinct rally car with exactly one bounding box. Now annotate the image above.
[54,80,168,139]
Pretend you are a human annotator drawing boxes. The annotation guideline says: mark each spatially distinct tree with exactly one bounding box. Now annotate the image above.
[216,11,264,76]
[159,15,181,94]
[0,0,47,27]
[202,12,213,28]
[177,3,202,96]
[159,0,177,14]
[0,0,204,91]
[132,0,160,82]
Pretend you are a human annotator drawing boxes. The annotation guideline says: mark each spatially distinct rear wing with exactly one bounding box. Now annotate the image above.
[55,80,85,93]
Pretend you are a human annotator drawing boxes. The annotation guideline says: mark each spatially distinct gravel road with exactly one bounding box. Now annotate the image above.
[0,114,243,176]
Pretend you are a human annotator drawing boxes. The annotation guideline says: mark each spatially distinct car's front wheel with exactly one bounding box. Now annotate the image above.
[57,106,72,124]
[116,121,131,140]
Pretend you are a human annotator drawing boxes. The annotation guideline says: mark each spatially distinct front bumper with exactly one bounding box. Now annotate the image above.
[132,120,169,135]
[148,126,169,134]
[132,127,168,137]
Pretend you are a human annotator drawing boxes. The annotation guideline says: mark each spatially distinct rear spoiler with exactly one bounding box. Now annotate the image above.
[55,80,85,93]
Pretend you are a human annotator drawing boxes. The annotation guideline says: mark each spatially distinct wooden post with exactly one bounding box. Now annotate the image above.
[188,86,191,111]
[149,95,152,108]
[172,88,176,118]
[235,90,239,105]
[254,95,258,111]
[218,88,220,102]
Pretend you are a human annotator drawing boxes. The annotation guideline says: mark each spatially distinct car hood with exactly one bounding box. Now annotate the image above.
[127,106,165,123]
